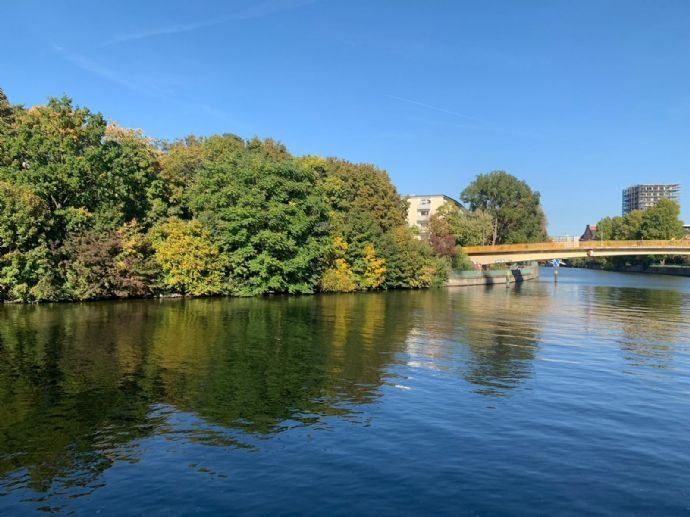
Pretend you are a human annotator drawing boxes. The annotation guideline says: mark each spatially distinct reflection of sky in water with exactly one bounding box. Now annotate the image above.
[1,268,690,515]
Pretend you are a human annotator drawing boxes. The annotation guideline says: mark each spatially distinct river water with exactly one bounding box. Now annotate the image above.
[1,268,689,515]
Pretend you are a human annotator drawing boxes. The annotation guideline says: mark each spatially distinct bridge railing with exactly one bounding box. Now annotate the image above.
[463,240,690,254]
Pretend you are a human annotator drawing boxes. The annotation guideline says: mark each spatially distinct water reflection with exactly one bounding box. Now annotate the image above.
[3,274,689,512]
[463,286,546,394]
[589,286,690,369]
[0,294,414,498]
[406,285,546,396]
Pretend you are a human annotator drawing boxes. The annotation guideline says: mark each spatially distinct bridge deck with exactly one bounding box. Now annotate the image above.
[464,240,690,254]
[463,240,690,265]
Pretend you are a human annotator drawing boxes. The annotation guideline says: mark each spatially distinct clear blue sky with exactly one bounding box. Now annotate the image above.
[3,0,689,235]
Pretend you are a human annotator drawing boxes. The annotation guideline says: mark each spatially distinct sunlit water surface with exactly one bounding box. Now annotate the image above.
[1,268,690,515]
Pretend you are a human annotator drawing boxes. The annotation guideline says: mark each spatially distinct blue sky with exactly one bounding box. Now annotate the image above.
[2,0,689,235]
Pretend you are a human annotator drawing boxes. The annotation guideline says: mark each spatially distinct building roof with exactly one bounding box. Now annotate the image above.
[404,194,463,205]
[579,224,598,241]
[624,183,680,187]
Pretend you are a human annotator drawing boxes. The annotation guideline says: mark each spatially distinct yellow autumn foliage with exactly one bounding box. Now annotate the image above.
[333,235,349,256]
[151,218,225,296]
[320,258,357,293]
[362,244,386,289]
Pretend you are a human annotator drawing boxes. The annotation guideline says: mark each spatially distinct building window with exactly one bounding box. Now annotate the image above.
[418,209,430,217]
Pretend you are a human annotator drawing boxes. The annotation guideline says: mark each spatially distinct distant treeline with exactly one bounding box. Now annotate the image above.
[0,90,453,302]
[571,198,688,270]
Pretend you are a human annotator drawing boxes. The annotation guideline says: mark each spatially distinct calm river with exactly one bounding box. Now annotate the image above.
[1,268,689,515]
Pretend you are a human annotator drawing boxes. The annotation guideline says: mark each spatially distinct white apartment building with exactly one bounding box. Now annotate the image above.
[405,194,464,237]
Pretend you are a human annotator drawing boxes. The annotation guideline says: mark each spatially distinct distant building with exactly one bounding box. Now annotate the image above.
[622,184,680,215]
[580,224,597,241]
[405,195,463,237]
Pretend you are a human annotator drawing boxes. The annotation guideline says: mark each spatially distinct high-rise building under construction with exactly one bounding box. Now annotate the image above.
[622,184,680,215]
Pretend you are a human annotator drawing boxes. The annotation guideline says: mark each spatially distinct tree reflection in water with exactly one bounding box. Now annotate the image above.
[589,286,689,369]
[8,281,683,506]
[0,294,414,499]
[403,284,545,397]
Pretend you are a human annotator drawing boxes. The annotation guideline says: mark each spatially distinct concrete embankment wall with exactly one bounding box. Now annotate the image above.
[445,264,539,287]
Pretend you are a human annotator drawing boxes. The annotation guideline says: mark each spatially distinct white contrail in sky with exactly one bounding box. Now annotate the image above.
[101,0,317,47]
[387,94,478,122]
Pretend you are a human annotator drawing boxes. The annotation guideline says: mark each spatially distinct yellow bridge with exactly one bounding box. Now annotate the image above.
[463,240,690,266]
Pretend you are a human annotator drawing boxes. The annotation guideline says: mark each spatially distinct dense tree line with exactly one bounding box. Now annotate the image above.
[0,90,447,302]
[583,198,688,269]
[595,198,685,242]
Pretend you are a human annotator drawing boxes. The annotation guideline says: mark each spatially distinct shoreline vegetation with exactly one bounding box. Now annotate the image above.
[567,263,690,278]
[0,89,549,303]
[566,199,689,274]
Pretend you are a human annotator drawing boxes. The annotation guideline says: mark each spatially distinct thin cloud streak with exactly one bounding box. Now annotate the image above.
[101,0,317,47]
[101,18,229,47]
[54,46,194,100]
[53,45,232,128]
[54,45,159,95]
[387,94,479,122]
[388,94,549,140]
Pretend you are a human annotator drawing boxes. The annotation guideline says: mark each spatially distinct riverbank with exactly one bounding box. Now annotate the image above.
[573,264,690,278]
[644,265,690,277]
[445,263,539,287]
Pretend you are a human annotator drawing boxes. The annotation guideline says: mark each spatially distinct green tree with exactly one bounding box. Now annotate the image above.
[0,97,107,215]
[428,203,460,259]
[0,244,59,302]
[159,135,207,216]
[0,88,14,138]
[596,210,644,241]
[379,226,446,288]
[190,137,329,295]
[101,124,167,226]
[0,181,49,254]
[461,171,547,245]
[640,198,684,240]
[428,202,494,252]
[298,156,436,288]
[455,209,494,247]
[0,88,11,119]
[593,199,685,270]
[0,99,165,236]
[596,200,683,242]
[302,157,408,249]
[0,181,55,302]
